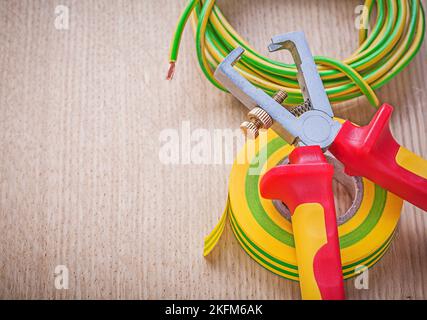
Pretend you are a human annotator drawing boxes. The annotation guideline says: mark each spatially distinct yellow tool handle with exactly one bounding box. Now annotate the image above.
[396,147,427,180]
[292,203,344,300]
[260,146,345,300]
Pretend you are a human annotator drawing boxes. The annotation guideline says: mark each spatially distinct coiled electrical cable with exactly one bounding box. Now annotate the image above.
[168,0,425,107]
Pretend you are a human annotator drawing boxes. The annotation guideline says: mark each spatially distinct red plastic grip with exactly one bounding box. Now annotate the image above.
[329,104,427,211]
[260,146,345,300]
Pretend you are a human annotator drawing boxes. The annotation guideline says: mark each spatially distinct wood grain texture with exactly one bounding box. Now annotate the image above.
[0,0,426,300]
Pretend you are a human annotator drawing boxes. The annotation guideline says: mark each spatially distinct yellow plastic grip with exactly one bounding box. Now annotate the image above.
[292,203,327,300]
[396,147,427,179]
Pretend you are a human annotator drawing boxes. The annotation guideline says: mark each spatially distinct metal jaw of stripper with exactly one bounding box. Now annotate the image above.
[214,31,341,150]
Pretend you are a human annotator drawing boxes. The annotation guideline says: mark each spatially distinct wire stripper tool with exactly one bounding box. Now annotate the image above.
[214,31,427,300]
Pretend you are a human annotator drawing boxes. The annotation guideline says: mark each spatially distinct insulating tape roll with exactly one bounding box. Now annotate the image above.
[204,129,403,281]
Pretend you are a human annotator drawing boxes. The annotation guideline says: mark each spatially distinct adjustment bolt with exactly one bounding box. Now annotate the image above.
[240,121,259,138]
[248,107,273,129]
[240,90,288,139]
[273,90,288,105]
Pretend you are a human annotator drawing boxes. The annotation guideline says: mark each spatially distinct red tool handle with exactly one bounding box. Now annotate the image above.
[329,104,427,212]
[260,146,345,300]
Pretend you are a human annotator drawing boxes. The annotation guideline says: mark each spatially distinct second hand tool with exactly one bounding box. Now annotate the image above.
[214,31,427,300]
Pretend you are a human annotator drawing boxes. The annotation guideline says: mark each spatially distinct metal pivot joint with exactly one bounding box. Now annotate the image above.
[214,31,341,149]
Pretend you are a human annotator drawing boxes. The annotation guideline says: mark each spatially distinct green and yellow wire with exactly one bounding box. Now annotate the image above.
[168,0,425,108]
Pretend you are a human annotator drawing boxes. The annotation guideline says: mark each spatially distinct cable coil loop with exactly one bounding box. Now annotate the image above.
[168,0,425,108]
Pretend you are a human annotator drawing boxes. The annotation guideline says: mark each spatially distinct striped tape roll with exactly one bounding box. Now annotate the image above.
[204,129,403,281]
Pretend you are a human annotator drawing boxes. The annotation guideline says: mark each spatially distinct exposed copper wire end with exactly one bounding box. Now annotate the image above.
[166,62,176,80]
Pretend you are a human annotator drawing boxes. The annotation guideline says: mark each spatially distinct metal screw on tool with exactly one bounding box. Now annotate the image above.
[240,121,259,138]
[240,90,288,138]
[248,107,273,129]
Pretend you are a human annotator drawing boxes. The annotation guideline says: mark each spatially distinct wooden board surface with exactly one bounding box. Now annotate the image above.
[0,0,426,299]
